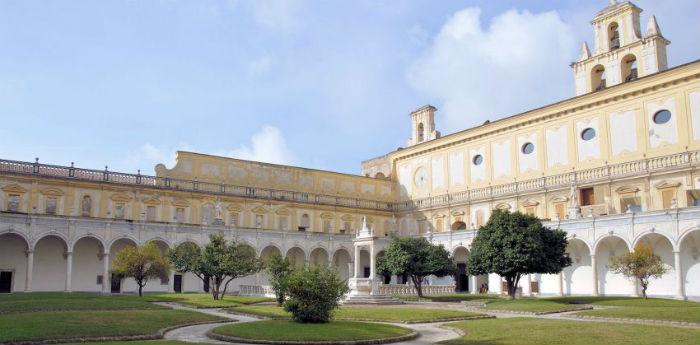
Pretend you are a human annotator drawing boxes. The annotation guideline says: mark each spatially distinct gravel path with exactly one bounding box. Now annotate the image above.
[158,302,462,345]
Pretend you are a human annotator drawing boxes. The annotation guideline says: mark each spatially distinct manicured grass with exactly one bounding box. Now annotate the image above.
[0,292,164,313]
[547,296,699,307]
[211,320,413,342]
[441,317,700,345]
[0,309,223,342]
[228,305,486,322]
[60,341,193,345]
[577,306,700,323]
[146,293,273,308]
[397,293,499,302]
[484,299,586,313]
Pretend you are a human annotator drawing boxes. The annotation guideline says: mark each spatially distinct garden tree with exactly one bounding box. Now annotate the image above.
[609,244,668,299]
[265,254,295,306]
[283,265,349,323]
[168,233,262,300]
[467,209,571,299]
[112,242,170,297]
[376,236,455,298]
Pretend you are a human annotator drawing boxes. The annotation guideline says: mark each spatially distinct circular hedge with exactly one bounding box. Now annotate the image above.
[208,320,417,344]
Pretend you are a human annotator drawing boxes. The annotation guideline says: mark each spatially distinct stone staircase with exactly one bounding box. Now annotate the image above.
[343,294,404,305]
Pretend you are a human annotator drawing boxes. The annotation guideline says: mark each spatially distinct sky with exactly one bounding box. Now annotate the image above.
[1,0,699,176]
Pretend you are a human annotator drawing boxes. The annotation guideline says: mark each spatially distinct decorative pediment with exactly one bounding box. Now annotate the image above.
[340,214,354,222]
[172,198,190,207]
[143,196,161,205]
[432,213,446,219]
[521,199,540,207]
[111,193,132,202]
[227,203,243,212]
[494,202,512,210]
[413,214,427,221]
[40,187,64,197]
[450,210,466,216]
[654,180,681,189]
[550,195,569,203]
[320,212,335,220]
[1,184,27,194]
[615,185,640,194]
[251,205,268,214]
[275,207,291,216]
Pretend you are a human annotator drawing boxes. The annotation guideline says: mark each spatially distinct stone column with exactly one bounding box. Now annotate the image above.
[353,245,360,278]
[168,270,175,293]
[25,250,34,292]
[591,254,599,296]
[369,244,376,279]
[674,251,685,300]
[102,253,110,293]
[470,275,478,294]
[558,272,564,296]
[65,251,73,292]
[347,262,354,279]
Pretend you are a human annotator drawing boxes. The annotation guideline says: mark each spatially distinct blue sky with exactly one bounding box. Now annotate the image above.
[1,0,698,175]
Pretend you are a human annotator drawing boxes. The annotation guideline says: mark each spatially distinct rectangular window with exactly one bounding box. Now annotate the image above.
[278,216,287,230]
[175,207,185,223]
[96,275,103,285]
[230,213,238,227]
[146,206,157,222]
[661,189,676,209]
[524,207,536,216]
[114,203,125,219]
[580,188,595,206]
[160,276,169,285]
[343,221,351,233]
[554,203,566,220]
[255,214,263,228]
[323,220,332,233]
[45,197,57,215]
[7,194,20,212]
[620,196,642,213]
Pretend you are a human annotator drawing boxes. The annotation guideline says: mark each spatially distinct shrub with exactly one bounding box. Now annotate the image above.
[265,254,295,306]
[283,265,349,323]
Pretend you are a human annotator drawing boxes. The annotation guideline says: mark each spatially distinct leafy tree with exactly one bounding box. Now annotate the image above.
[609,244,668,299]
[468,209,571,299]
[376,236,455,297]
[265,253,295,306]
[283,265,349,323]
[113,242,170,297]
[168,233,262,300]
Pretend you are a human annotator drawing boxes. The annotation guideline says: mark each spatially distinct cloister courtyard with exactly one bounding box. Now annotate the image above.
[1,292,699,345]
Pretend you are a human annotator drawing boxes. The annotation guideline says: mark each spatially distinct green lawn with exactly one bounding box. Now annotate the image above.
[146,293,274,308]
[0,309,222,343]
[483,299,589,313]
[228,305,487,322]
[60,342,191,345]
[543,296,700,323]
[0,292,165,313]
[397,294,499,302]
[211,320,413,342]
[440,317,700,345]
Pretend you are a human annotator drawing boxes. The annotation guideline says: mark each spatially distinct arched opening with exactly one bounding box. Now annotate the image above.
[309,248,329,267]
[417,123,425,142]
[109,238,138,293]
[563,239,592,295]
[374,172,386,179]
[72,236,105,292]
[332,249,352,281]
[144,239,170,292]
[260,245,282,262]
[595,236,632,295]
[608,22,620,50]
[375,250,391,284]
[33,235,69,291]
[634,233,676,296]
[621,54,638,82]
[453,246,470,292]
[680,230,700,298]
[0,233,29,292]
[359,249,371,278]
[286,247,306,268]
[591,65,606,91]
[451,221,467,231]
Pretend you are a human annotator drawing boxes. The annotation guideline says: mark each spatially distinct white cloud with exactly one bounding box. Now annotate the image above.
[124,143,195,172]
[222,125,295,165]
[252,0,303,32]
[407,7,576,132]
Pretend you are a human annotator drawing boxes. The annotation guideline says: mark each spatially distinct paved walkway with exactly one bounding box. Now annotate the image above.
[159,302,462,345]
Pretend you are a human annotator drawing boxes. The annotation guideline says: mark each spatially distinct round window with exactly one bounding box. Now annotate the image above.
[521,142,535,154]
[581,128,596,141]
[472,154,483,166]
[653,109,672,124]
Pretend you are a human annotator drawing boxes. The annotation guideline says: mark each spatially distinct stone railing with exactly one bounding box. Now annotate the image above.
[395,151,699,211]
[379,284,455,295]
[0,158,392,212]
[239,285,275,297]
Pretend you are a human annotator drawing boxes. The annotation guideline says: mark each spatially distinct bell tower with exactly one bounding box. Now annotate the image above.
[572,1,670,96]
[407,105,440,147]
